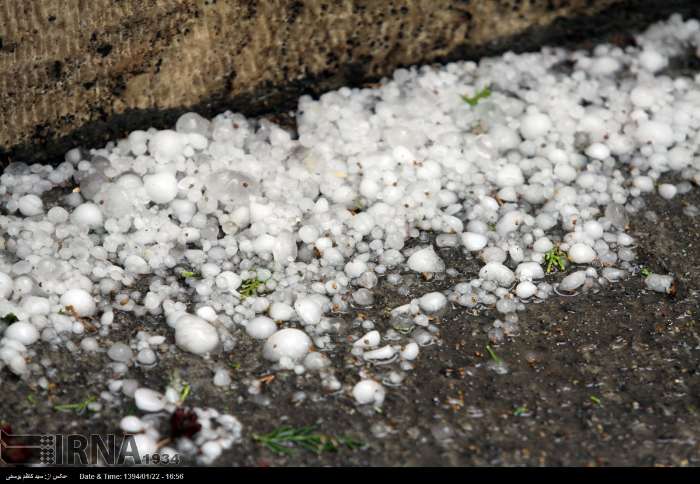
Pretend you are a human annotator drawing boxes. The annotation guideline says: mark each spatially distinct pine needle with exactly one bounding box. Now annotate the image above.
[485,344,503,364]
[53,396,96,414]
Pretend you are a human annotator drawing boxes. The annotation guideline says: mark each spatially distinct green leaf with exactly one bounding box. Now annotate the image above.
[240,277,265,300]
[513,405,528,416]
[1,313,19,324]
[461,86,492,107]
[544,246,567,274]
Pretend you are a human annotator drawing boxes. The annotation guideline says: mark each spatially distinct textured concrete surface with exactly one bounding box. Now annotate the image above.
[2,0,689,166]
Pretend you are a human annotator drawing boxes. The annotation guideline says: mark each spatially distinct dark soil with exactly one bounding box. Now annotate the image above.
[1,180,699,467]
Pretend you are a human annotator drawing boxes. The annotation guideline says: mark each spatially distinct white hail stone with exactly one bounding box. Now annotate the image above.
[644,274,675,294]
[262,328,312,362]
[294,297,323,325]
[148,129,185,162]
[568,243,596,264]
[585,143,611,160]
[496,164,524,187]
[639,49,667,73]
[120,416,144,433]
[143,172,178,204]
[401,342,420,361]
[363,345,396,361]
[174,314,219,355]
[515,281,537,299]
[407,247,445,273]
[520,112,551,139]
[245,316,278,340]
[0,272,14,299]
[559,271,587,292]
[352,379,386,406]
[272,231,298,266]
[269,302,295,321]
[658,184,677,200]
[60,288,97,317]
[515,262,545,281]
[4,322,40,345]
[479,262,515,287]
[107,342,133,362]
[70,202,104,228]
[303,352,330,370]
[18,194,44,216]
[461,232,488,251]
[418,292,447,313]
[635,120,674,146]
[353,330,380,348]
[134,388,166,412]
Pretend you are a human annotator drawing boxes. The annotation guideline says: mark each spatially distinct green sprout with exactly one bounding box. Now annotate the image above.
[26,394,37,405]
[1,313,19,324]
[485,344,503,364]
[253,425,365,455]
[513,405,529,417]
[461,86,492,107]
[168,370,190,405]
[230,362,241,371]
[544,246,567,274]
[179,383,191,403]
[53,396,96,414]
[589,395,602,405]
[640,267,651,278]
[180,270,201,279]
[240,277,265,300]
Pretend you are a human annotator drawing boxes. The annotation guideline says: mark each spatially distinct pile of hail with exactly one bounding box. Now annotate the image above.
[1,14,699,462]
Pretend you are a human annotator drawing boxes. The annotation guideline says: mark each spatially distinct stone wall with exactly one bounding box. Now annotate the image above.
[1,0,698,165]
